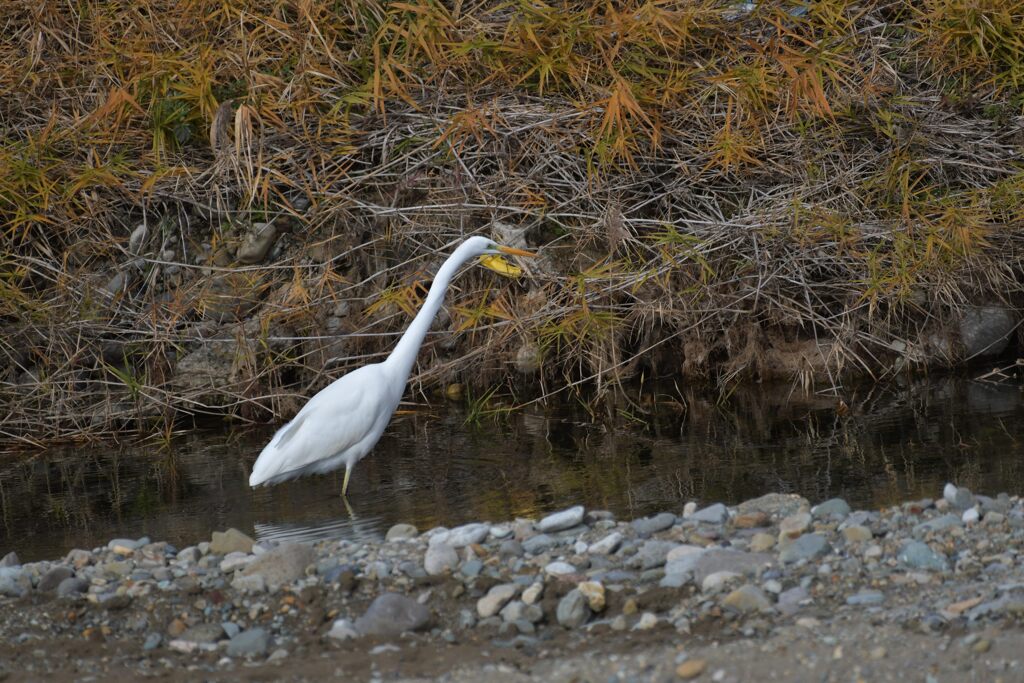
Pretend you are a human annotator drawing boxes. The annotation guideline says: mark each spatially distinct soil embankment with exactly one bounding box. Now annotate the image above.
[2,1,1024,441]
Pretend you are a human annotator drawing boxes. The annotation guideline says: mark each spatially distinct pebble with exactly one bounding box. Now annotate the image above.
[750,532,775,552]
[521,582,543,605]
[779,533,831,563]
[577,581,606,611]
[632,612,658,630]
[778,512,812,539]
[631,512,677,537]
[385,524,419,541]
[588,532,623,555]
[227,628,270,657]
[898,541,949,572]
[733,504,770,527]
[0,567,29,598]
[676,658,707,679]
[522,534,555,555]
[690,503,728,525]
[722,584,772,613]
[143,633,162,651]
[219,552,254,573]
[477,584,518,618]
[239,543,315,588]
[544,561,577,577]
[56,577,89,597]
[556,589,590,628]
[913,513,963,535]
[702,571,741,594]
[108,538,145,555]
[812,498,851,521]
[209,528,255,555]
[179,623,224,644]
[633,540,678,569]
[842,525,872,543]
[537,505,585,532]
[498,600,525,622]
[424,542,459,575]
[38,566,74,592]
[442,523,490,548]
[354,593,430,636]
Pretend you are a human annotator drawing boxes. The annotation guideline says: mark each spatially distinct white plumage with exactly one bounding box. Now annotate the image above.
[249,236,535,495]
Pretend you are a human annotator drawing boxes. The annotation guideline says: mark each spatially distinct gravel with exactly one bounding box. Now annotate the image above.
[2,481,1023,681]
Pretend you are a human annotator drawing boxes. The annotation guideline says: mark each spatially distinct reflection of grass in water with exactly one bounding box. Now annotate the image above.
[462,386,516,427]
[7,377,1024,559]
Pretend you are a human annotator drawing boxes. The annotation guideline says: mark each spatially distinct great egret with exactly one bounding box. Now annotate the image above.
[249,236,535,495]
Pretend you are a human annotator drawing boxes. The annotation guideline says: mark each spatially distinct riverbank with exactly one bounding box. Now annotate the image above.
[3,0,1024,443]
[1,483,1022,681]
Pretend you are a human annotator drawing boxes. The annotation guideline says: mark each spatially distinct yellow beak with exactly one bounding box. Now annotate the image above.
[480,245,535,277]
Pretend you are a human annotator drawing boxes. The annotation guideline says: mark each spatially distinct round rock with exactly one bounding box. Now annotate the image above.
[354,593,431,636]
[385,524,418,541]
[424,542,458,576]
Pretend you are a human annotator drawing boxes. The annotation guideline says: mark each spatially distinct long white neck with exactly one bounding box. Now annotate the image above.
[383,243,477,383]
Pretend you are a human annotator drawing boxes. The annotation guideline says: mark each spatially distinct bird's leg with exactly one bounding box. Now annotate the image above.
[341,463,352,498]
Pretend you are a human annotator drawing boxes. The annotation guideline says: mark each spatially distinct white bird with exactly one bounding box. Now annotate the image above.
[249,236,535,496]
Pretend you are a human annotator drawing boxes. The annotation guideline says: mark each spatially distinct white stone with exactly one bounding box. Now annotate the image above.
[962,508,980,524]
[682,502,698,518]
[108,538,141,555]
[521,582,544,605]
[477,584,518,618]
[943,482,958,504]
[538,506,585,533]
[632,612,658,630]
[424,542,458,576]
[489,526,513,539]
[499,600,525,623]
[863,544,883,560]
[701,571,741,594]
[666,545,705,563]
[442,523,490,548]
[231,574,266,594]
[588,532,623,555]
[544,561,577,577]
[219,552,254,573]
[327,618,359,641]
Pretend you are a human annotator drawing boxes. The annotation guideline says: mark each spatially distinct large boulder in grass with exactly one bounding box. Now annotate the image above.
[959,305,1016,359]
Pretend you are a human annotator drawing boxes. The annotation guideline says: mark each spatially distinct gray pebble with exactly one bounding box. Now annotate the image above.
[556,589,590,628]
[898,541,949,572]
[631,512,677,537]
[227,627,270,657]
[779,534,831,564]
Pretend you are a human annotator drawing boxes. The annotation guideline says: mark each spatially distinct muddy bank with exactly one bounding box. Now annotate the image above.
[1,483,1022,681]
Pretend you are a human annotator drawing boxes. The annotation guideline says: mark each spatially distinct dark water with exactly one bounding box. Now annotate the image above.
[2,376,1024,561]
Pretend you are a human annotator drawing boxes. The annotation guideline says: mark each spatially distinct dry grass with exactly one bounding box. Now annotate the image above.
[1,0,1023,444]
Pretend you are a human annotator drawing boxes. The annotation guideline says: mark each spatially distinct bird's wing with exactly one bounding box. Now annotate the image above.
[253,364,394,481]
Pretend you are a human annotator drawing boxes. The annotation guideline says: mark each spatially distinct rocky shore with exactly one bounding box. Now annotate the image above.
[2,484,1023,682]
